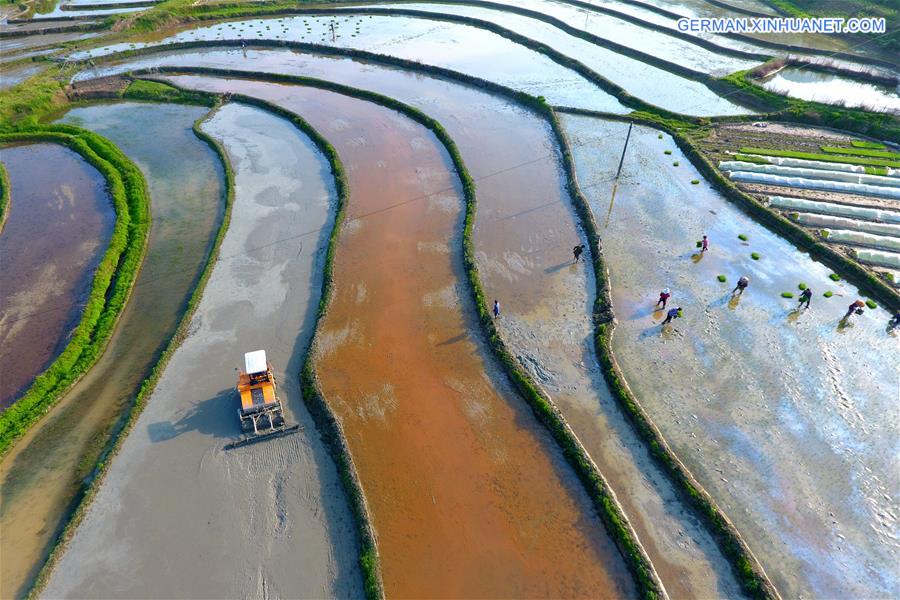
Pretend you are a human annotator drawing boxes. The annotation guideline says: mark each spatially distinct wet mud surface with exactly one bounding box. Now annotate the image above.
[0,143,114,408]
[0,103,222,599]
[564,113,900,599]
[158,74,634,597]
[43,102,363,599]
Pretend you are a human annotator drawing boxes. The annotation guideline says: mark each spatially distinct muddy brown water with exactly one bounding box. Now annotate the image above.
[0,103,223,599]
[0,143,114,408]
[564,114,900,599]
[160,74,634,598]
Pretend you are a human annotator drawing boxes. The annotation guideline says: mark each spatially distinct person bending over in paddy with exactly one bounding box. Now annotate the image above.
[732,276,750,296]
[493,299,501,319]
[573,244,585,263]
[844,299,865,320]
[661,306,682,326]
[798,287,813,310]
[656,287,671,309]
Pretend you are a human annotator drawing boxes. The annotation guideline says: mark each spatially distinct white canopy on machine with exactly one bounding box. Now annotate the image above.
[244,350,268,375]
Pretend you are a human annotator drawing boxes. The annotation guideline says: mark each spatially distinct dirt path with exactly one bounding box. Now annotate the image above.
[564,114,899,599]
[1,103,224,600]
[0,143,114,408]
[158,74,635,598]
[43,102,362,599]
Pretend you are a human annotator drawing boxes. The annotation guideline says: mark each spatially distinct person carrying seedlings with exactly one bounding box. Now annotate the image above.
[493,299,501,319]
[661,306,682,326]
[732,276,750,296]
[701,235,710,253]
[573,244,586,263]
[656,288,671,309]
[844,299,865,320]
[798,287,813,310]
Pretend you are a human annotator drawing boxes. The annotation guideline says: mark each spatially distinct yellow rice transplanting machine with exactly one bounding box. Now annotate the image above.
[225,350,300,450]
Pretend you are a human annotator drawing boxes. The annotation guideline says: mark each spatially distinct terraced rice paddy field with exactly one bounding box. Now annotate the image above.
[1,0,898,598]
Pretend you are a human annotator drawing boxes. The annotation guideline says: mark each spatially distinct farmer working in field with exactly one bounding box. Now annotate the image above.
[732,276,750,296]
[656,288,671,309]
[798,287,813,310]
[573,244,586,263]
[661,306,682,326]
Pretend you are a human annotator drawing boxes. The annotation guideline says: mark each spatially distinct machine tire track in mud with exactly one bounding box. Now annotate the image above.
[225,350,300,450]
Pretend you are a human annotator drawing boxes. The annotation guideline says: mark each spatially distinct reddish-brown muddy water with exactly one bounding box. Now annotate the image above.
[1,103,223,599]
[564,114,899,599]
[160,74,634,598]
[0,143,114,408]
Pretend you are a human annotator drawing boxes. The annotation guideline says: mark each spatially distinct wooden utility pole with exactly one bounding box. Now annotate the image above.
[604,122,633,228]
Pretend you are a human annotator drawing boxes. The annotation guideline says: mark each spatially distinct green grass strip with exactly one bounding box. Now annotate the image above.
[0,127,150,458]
[733,153,771,164]
[28,103,234,599]
[851,141,887,150]
[0,160,9,233]
[154,69,666,599]
[820,146,900,160]
[740,147,900,168]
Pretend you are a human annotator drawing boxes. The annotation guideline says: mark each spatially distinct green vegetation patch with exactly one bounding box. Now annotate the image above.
[673,161,680,167]
[864,166,889,176]
[691,179,699,184]
[852,141,887,150]
[824,290,834,297]
[123,79,215,106]
[866,299,878,309]
[820,146,900,160]
[798,283,807,290]
[830,273,842,281]
[740,147,900,168]
[718,274,727,282]
[738,234,749,241]
[664,149,672,155]
[0,127,150,456]
[751,252,761,260]
[733,153,770,164]
[781,292,794,298]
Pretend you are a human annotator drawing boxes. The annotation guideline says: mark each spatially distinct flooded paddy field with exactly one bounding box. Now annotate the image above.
[363,2,755,114]
[759,68,900,113]
[416,0,761,75]
[0,103,223,599]
[0,29,99,52]
[0,143,114,408]
[0,63,43,90]
[158,73,635,597]
[67,50,737,594]
[564,114,899,599]
[44,101,363,599]
[68,14,630,112]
